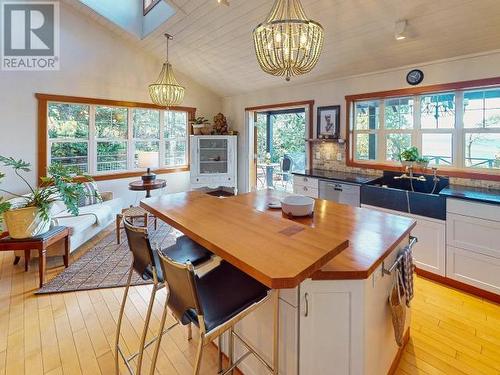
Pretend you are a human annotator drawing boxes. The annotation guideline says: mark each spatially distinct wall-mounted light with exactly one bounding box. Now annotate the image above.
[394,19,408,40]
[217,0,229,6]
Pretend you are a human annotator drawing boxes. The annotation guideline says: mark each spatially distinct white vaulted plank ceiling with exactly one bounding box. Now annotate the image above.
[66,0,500,96]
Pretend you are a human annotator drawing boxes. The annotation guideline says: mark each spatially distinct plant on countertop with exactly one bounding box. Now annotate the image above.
[399,146,420,162]
[0,156,89,227]
[399,147,429,167]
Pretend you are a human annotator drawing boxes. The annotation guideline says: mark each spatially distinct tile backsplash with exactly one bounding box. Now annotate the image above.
[312,142,500,190]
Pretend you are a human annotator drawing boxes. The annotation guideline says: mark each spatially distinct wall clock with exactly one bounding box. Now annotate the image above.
[406,69,424,86]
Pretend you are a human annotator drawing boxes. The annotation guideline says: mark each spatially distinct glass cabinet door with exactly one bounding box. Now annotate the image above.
[199,138,228,174]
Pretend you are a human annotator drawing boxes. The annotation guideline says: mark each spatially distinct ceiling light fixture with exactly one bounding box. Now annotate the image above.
[394,19,408,40]
[253,0,324,81]
[217,0,229,6]
[149,33,185,107]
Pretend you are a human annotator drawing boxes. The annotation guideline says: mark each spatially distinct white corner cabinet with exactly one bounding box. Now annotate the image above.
[361,204,446,277]
[446,198,500,294]
[190,135,237,192]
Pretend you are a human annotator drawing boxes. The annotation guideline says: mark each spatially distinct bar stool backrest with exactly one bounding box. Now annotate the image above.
[123,218,157,279]
[157,251,204,326]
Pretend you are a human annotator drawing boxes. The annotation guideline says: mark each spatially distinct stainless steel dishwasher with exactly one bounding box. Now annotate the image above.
[319,179,361,207]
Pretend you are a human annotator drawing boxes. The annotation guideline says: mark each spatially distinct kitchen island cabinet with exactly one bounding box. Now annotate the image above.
[142,190,415,375]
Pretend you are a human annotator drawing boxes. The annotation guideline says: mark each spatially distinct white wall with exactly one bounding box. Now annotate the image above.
[223,51,500,192]
[0,2,222,202]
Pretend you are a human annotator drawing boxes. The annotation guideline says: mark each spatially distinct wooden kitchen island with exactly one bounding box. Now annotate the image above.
[141,190,416,375]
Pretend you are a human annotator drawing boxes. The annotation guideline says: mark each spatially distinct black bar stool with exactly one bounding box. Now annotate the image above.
[116,218,212,375]
[150,250,275,375]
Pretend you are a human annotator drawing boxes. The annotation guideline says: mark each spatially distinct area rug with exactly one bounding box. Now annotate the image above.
[36,221,177,294]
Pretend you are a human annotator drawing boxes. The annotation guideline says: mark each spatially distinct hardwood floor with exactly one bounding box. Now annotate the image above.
[0,229,498,375]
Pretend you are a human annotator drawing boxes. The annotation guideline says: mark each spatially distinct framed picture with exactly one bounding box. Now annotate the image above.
[317,105,340,139]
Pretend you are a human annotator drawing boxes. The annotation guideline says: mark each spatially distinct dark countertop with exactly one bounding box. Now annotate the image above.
[440,185,500,205]
[293,169,379,184]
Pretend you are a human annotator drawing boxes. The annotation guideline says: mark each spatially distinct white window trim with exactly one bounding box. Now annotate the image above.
[350,88,500,173]
[47,101,190,176]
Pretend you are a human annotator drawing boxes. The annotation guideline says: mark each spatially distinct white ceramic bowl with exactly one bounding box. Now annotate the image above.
[280,195,315,217]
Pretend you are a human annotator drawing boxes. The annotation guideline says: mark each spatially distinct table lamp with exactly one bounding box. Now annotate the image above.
[137,151,159,182]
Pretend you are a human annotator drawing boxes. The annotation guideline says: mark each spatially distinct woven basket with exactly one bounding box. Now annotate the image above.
[3,206,51,239]
[389,270,406,347]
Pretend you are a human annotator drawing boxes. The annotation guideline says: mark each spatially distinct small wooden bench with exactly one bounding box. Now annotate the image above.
[0,226,70,288]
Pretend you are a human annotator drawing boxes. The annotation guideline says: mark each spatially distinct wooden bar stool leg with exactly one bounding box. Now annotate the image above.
[116,214,122,244]
[39,249,46,288]
[24,249,30,271]
[63,235,70,268]
[144,213,148,228]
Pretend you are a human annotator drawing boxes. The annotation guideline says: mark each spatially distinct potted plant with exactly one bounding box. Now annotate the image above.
[0,156,88,239]
[190,116,209,135]
[399,146,420,167]
[399,147,430,169]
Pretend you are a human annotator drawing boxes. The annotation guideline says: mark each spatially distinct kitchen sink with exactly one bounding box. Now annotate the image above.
[361,171,449,220]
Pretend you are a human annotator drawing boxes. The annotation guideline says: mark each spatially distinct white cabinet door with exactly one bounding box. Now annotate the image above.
[293,176,319,198]
[292,184,318,198]
[446,245,500,294]
[411,218,446,276]
[361,204,446,276]
[299,281,364,375]
[447,213,500,258]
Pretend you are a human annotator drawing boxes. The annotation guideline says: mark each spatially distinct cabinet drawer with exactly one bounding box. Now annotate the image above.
[293,185,318,198]
[447,213,500,258]
[446,246,500,294]
[447,198,500,222]
[293,175,318,189]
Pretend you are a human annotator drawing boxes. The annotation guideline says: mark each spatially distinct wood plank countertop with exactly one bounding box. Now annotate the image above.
[141,191,349,289]
[230,190,417,280]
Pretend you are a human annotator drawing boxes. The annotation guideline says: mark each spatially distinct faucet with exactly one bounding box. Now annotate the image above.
[394,166,427,182]
[432,167,440,183]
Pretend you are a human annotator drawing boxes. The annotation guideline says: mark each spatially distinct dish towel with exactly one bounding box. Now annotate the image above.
[398,244,415,307]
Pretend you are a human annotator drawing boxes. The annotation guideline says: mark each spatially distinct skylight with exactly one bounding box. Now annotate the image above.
[79,0,175,39]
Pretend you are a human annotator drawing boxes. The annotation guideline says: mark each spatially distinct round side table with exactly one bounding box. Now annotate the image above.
[129,179,166,198]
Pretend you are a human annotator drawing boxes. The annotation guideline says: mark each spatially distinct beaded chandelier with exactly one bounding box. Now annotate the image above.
[149,34,185,107]
[253,0,324,81]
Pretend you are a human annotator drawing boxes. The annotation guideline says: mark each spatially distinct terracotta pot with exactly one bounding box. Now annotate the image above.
[3,206,51,239]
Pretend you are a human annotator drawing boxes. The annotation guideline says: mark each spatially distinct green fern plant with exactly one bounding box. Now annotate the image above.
[0,156,90,224]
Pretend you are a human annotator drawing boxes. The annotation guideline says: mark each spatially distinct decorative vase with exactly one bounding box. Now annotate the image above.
[192,124,205,135]
[3,206,51,239]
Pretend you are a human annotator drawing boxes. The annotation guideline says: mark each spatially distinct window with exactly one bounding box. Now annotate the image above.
[48,103,90,173]
[348,83,500,175]
[463,89,500,169]
[165,111,188,166]
[143,0,160,15]
[41,95,193,180]
[133,109,160,167]
[95,106,128,172]
[352,101,379,161]
[420,93,455,166]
